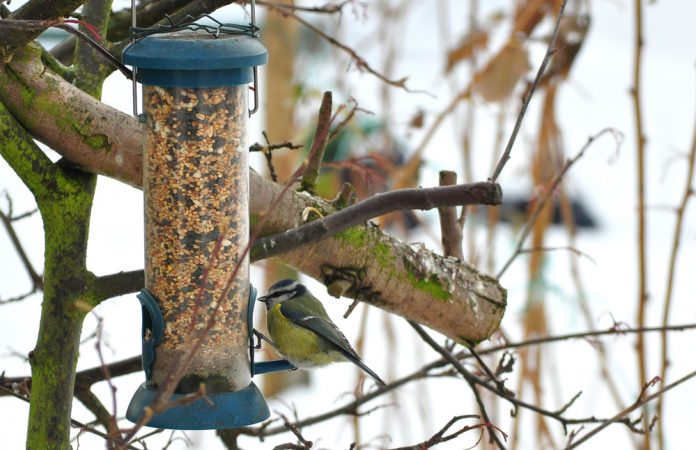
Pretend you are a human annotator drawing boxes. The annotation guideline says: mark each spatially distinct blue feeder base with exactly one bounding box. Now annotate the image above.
[126,382,269,429]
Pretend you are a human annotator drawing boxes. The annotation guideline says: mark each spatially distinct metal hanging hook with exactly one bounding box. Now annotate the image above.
[130,0,144,121]
[248,0,260,117]
[250,0,257,30]
[249,66,260,117]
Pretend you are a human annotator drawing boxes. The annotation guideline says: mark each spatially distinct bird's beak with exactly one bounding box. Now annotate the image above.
[257,295,267,304]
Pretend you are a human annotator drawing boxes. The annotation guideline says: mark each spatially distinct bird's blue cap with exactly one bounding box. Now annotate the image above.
[122,31,268,88]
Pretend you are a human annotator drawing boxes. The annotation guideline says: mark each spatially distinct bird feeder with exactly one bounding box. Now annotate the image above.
[122,6,292,430]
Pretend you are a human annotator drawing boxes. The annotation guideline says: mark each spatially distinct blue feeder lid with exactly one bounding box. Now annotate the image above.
[122,31,267,88]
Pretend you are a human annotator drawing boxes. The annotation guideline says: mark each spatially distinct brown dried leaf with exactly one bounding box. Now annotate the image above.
[513,0,552,35]
[408,109,425,129]
[472,38,530,103]
[445,29,489,73]
[538,14,591,86]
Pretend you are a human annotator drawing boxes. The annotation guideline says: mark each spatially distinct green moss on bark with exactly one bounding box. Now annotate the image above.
[27,166,96,450]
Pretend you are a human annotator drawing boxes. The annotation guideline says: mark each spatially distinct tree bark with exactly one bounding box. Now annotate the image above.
[0,98,97,449]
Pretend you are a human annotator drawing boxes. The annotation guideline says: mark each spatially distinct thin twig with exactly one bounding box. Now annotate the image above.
[489,0,569,182]
[567,368,696,449]
[496,128,622,278]
[249,140,303,153]
[93,314,120,444]
[656,74,696,447]
[630,1,650,445]
[407,321,508,450]
[0,195,43,291]
[230,322,696,442]
[389,415,488,450]
[266,3,424,93]
[517,245,596,264]
[278,412,313,449]
[478,323,696,356]
[53,23,133,79]
[257,0,354,14]
[236,361,450,438]
[0,386,143,450]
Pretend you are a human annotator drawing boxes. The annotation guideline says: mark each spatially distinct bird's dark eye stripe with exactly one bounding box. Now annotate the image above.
[268,287,297,297]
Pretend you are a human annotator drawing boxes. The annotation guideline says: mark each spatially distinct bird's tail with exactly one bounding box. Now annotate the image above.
[345,354,386,387]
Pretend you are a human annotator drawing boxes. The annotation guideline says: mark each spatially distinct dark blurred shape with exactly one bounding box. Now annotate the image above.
[487,194,597,229]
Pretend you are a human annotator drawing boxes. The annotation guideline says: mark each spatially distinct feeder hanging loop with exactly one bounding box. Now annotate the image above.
[126,0,263,119]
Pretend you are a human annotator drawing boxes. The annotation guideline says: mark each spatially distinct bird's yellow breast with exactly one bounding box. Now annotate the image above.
[267,304,344,367]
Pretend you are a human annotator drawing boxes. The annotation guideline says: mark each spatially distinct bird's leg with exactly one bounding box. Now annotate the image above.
[253,329,280,352]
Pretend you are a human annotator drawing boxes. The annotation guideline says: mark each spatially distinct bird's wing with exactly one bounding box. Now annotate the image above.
[280,301,387,387]
[279,302,360,359]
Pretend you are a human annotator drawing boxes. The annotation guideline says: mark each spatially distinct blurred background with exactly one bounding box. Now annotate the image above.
[1,0,695,448]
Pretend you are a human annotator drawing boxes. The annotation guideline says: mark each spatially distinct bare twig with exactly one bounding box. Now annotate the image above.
[266,3,423,93]
[0,385,143,450]
[567,368,696,449]
[629,1,650,446]
[389,415,487,450]
[93,314,120,445]
[234,361,450,439]
[496,128,622,278]
[407,321,508,450]
[224,322,696,443]
[328,97,366,143]
[478,323,696,356]
[0,17,131,78]
[517,245,596,264]
[656,78,696,447]
[489,0,569,182]
[0,194,43,294]
[277,413,313,449]
[249,140,303,153]
[300,91,333,194]
[53,23,132,79]
[257,0,354,14]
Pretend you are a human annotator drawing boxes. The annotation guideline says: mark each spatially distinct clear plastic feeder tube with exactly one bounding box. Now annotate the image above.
[143,84,249,393]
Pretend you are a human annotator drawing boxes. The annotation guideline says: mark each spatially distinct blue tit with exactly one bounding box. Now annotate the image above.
[258,279,386,387]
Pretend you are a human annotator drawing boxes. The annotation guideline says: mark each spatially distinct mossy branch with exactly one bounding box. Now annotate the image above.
[0,100,58,202]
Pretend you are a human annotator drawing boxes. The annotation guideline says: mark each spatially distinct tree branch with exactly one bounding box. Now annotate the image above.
[93,270,145,302]
[437,171,464,260]
[252,181,501,261]
[1,0,85,61]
